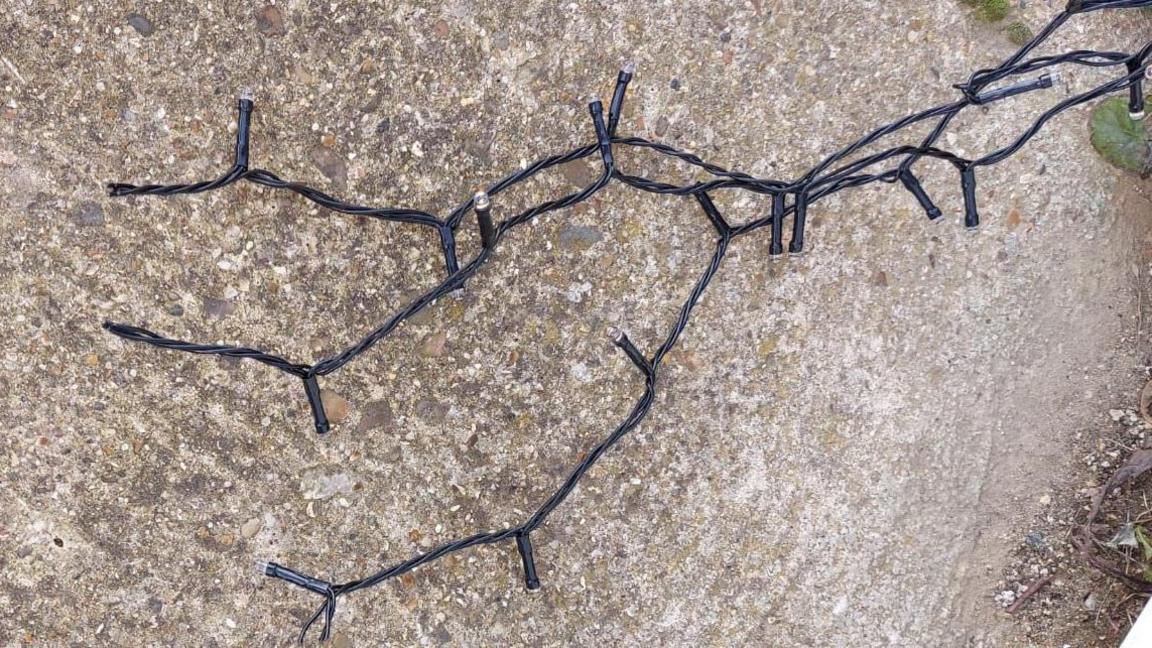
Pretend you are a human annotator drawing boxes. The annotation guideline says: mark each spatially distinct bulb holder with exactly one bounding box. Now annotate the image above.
[899,170,943,220]
[474,191,496,248]
[234,94,254,169]
[515,533,541,590]
[960,166,980,230]
[608,62,637,136]
[303,375,330,434]
[787,192,809,255]
[769,192,786,257]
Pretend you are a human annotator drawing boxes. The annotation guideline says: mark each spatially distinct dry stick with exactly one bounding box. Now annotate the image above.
[1079,447,1152,593]
[1006,574,1056,614]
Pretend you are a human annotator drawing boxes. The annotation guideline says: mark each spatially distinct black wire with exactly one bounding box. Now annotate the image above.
[102,3,1152,642]
[102,322,312,376]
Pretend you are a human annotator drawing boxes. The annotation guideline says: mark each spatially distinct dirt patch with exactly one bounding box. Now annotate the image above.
[998,181,1152,647]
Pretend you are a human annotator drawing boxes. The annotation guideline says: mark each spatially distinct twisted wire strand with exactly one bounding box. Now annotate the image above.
[102,322,311,376]
[242,168,442,226]
[101,2,1152,641]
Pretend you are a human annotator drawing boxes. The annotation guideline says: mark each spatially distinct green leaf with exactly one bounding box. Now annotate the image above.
[1090,97,1150,174]
[1135,525,1152,562]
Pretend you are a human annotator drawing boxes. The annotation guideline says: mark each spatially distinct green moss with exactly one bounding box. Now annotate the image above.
[979,0,1011,22]
[1005,21,1033,46]
[960,0,1011,22]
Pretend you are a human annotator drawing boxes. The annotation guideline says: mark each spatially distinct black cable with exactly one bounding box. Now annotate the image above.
[102,2,1152,642]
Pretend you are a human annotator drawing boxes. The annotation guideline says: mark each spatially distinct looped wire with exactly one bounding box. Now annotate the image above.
[102,3,1152,641]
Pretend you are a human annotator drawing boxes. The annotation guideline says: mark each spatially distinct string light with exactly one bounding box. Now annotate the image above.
[102,1,1151,642]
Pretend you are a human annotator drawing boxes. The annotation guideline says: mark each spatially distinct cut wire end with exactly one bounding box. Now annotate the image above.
[240,87,255,102]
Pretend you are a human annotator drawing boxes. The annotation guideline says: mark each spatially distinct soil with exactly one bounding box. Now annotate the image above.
[998,181,1152,648]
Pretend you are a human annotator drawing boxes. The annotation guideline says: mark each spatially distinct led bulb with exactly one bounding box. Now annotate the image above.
[474,191,491,211]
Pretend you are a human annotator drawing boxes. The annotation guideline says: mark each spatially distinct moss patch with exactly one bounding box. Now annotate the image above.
[981,0,1011,22]
[961,0,1012,22]
[1005,21,1033,46]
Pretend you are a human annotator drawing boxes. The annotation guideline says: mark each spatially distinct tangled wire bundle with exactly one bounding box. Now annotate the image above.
[103,0,1152,642]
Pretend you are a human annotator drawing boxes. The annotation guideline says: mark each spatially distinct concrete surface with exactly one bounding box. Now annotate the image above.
[2,1,1151,646]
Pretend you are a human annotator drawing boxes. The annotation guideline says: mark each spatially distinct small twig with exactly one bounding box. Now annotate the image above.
[0,56,24,85]
[1108,608,1123,635]
[1119,591,1152,607]
[1103,437,1138,454]
[1007,574,1055,614]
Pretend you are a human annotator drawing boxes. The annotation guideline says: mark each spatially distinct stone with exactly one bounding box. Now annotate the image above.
[757,336,778,357]
[72,201,104,226]
[654,116,670,137]
[126,14,154,36]
[255,6,286,36]
[1082,592,1098,611]
[558,224,603,251]
[559,159,596,188]
[358,400,394,433]
[422,330,447,357]
[309,146,348,188]
[320,389,349,422]
[202,297,235,319]
[240,517,262,539]
[1006,207,1022,229]
[301,471,355,500]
